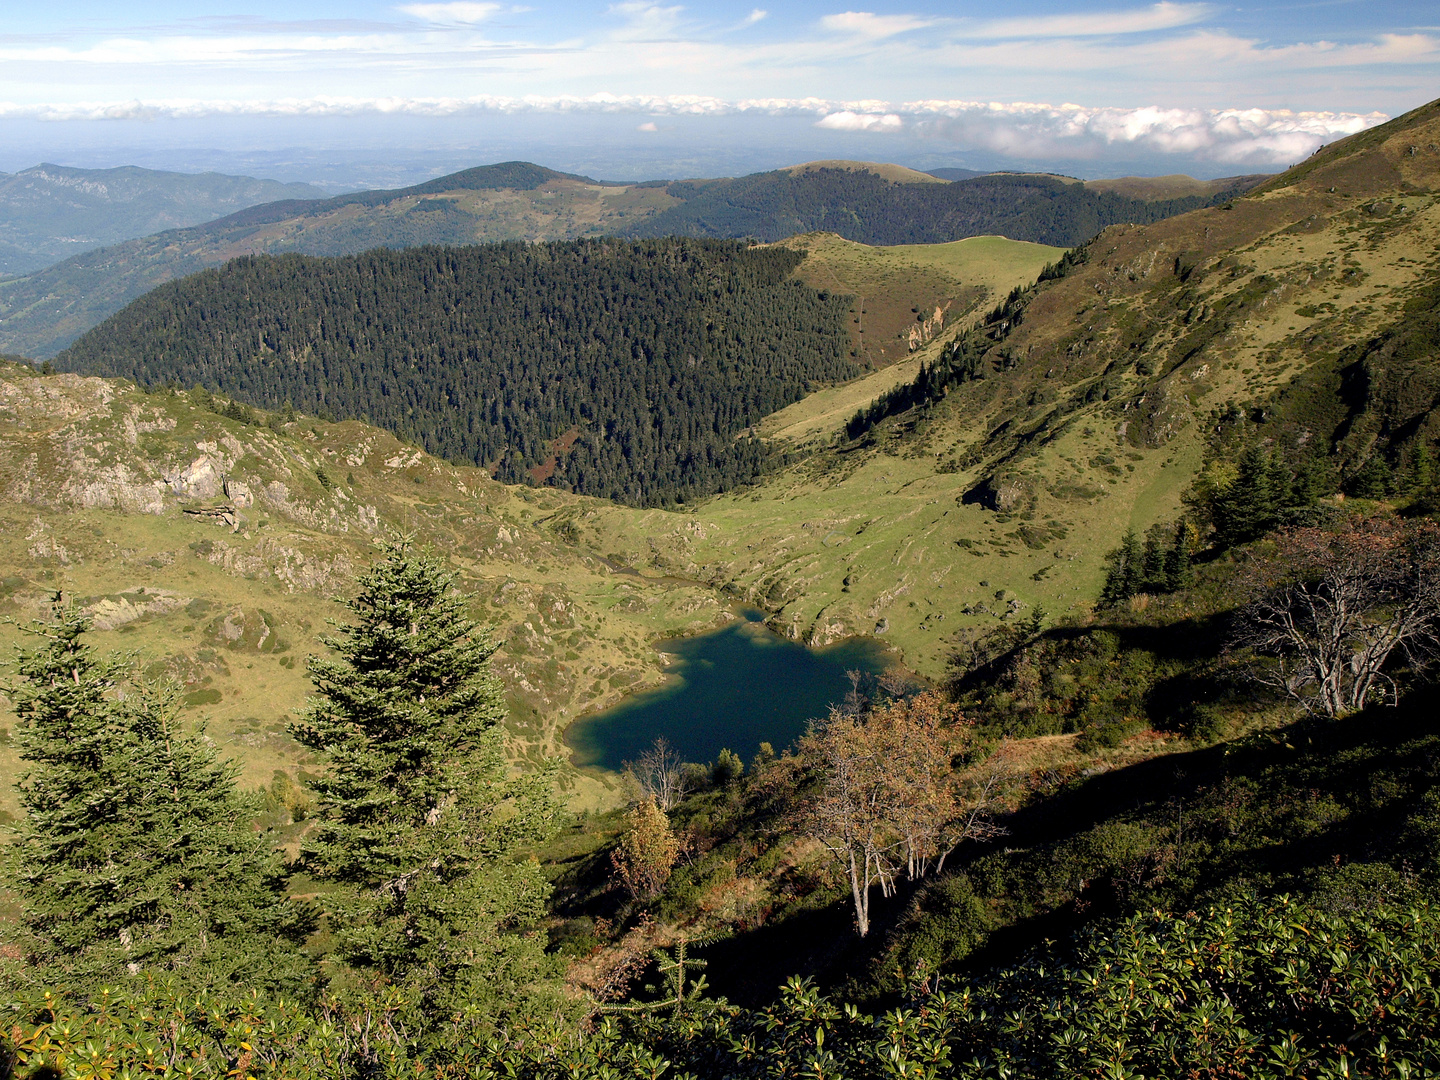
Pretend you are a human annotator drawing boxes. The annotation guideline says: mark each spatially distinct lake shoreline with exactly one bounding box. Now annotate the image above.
[562,607,906,775]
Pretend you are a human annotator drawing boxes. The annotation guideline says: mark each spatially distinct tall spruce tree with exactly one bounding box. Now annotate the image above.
[1213,445,1280,548]
[1411,442,1436,493]
[1164,519,1194,592]
[1100,529,1146,607]
[6,601,314,993]
[292,541,562,1024]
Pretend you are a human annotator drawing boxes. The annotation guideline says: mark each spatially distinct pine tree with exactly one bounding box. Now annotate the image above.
[7,601,314,993]
[292,540,563,1023]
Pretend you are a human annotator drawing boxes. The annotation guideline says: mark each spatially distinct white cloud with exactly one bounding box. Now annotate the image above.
[820,12,935,40]
[608,2,686,40]
[902,99,1384,164]
[742,9,767,27]
[970,3,1212,39]
[815,110,903,132]
[0,93,1385,166]
[398,2,501,24]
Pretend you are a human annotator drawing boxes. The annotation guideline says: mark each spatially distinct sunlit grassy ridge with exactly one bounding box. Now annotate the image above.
[779,160,949,184]
[577,98,1440,684]
[771,233,1070,439]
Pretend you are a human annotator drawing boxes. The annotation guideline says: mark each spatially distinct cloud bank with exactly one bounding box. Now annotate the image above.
[901,100,1383,166]
[0,94,1384,167]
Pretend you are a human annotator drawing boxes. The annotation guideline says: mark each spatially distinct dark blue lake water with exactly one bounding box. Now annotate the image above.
[565,610,893,772]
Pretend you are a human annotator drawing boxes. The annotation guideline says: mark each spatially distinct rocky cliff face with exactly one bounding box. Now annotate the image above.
[907,305,946,352]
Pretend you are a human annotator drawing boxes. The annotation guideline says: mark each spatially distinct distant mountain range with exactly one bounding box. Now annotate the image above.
[0,164,326,277]
[0,159,1268,358]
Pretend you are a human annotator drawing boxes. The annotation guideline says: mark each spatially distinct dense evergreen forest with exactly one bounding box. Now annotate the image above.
[623,169,1256,247]
[58,239,855,505]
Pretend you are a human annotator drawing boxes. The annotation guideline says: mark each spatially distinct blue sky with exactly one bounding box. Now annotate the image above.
[1,2,1436,184]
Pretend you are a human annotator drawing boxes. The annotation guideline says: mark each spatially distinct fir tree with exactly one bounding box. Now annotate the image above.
[1349,455,1390,499]
[1140,529,1168,593]
[1289,458,1332,507]
[1164,519,1194,592]
[1408,441,1435,494]
[292,540,563,1023]
[9,603,130,978]
[7,601,313,993]
[1100,529,1145,607]
[1213,446,1279,547]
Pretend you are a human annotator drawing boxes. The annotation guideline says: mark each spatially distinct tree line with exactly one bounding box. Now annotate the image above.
[56,239,856,506]
[845,248,1089,441]
[625,169,1256,248]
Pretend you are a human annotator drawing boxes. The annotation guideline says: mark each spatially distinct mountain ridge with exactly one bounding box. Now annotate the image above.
[0,161,1265,358]
[0,163,326,276]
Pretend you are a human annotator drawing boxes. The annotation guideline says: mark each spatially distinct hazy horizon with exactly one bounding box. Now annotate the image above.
[3,1,1436,191]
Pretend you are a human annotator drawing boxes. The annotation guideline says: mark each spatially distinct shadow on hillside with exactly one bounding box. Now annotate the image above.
[692,688,1439,1006]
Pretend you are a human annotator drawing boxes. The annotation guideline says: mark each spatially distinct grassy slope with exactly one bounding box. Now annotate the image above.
[1084,173,1271,200]
[769,233,1068,434]
[0,367,742,817]
[580,98,1440,686]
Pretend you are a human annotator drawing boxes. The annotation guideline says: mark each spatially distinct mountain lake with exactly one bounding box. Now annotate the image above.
[564,609,895,772]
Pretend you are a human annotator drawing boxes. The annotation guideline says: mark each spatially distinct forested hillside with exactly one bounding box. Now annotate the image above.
[58,239,855,505]
[0,164,678,358]
[622,169,1263,246]
[0,160,1256,359]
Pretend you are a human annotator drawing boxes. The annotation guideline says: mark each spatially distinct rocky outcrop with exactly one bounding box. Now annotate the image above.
[62,464,168,513]
[906,304,946,352]
[961,472,1034,513]
[82,589,189,630]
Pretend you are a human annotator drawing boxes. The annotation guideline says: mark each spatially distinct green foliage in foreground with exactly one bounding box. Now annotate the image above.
[5,895,1436,1079]
[291,540,566,1026]
[4,603,314,997]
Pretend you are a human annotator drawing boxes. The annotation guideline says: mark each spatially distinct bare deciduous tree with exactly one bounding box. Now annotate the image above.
[1230,519,1440,718]
[624,738,690,811]
[799,713,898,938]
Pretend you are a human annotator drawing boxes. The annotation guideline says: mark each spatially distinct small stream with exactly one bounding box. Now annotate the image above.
[564,609,894,772]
